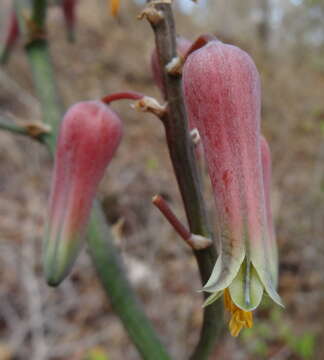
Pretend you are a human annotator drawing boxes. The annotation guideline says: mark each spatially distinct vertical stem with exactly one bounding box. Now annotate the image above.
[26,39,63,150]
[32,0,47,29]
[146,2,223,359]
[15,0,62,151]
[88,204,172,360]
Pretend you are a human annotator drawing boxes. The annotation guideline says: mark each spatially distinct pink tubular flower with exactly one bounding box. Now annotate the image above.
[183,40,282,336]
[43,101,122,286]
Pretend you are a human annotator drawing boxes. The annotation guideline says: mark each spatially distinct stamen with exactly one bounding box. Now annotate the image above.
[224,289,253,337]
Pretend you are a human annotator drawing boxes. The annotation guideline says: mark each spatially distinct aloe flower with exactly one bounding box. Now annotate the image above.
[44,101,122,286]
[183,40,282,336]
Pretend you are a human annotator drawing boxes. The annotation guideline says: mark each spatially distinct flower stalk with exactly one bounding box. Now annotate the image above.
[145,2,223,359]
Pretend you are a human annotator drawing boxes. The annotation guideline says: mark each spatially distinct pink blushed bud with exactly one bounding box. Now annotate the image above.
[44,101,122,286]
[62,0,77,42]
[183,40,261,290]
[183,40,282,335]
[0,11,19,64]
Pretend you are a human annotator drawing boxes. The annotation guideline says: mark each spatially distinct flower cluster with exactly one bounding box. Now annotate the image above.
[43,30,282,337]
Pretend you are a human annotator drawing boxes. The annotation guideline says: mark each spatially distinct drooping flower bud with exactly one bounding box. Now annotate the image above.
[61,0,77,42]
[0,11,19,64]
[151,36,192,98]
[183,40,282,336]
[44,101,122,286]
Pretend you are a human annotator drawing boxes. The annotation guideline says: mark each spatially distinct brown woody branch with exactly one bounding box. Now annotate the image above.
[143,1,223,359]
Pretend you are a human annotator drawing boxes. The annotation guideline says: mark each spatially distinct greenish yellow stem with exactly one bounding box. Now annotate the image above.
[89,204,172,360]
[31,0,47,30]
[0,115,49,142]
[0,116,28,136]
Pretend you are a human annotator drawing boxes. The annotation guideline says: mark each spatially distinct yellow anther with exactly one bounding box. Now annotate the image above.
[229,314,243,337]
[224,288,253,336]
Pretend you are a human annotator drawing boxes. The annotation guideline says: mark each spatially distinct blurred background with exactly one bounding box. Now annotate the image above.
[0,0,324,359]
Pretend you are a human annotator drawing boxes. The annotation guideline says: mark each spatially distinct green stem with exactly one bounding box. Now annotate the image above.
[89,204,172,360]
[26,39,62,150]
[32,0,47,30]
[15,0,62,151]
[0,115,48,142]
[0,116,28,135]
[14,2,173,359]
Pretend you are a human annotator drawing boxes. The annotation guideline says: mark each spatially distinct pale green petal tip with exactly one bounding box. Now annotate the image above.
[202,255,222,290]
[43,232,82,287]
[252,261,284,308]
[263,280,284,308]
[202,251,245,293]
[43,243,73,286]
[229,262,264,311]
[202,291,223,308]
